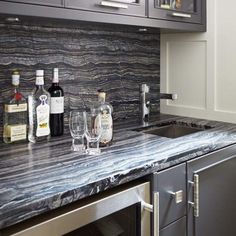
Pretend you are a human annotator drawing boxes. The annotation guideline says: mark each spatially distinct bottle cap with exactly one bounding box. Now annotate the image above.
[98,90,106,102]
[36,70,44,77]
[12,70,20,86]
[53,68,59,83]
[36,70,44,85]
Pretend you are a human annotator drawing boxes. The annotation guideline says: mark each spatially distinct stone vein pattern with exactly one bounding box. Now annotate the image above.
[1,115,236,229]
[0,19,160,137]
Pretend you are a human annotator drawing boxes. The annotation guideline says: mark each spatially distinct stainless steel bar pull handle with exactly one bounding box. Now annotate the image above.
[142,192,159,236]
[153,192,159,236]
[99,1,128,9]
[171,12,191,18]
[189,174,200,217]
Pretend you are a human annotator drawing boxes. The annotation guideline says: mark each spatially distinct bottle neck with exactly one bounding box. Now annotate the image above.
[35,84,45,90]
[52,76,59,84]
[36,76,44,86]
[13,85,19,96]
[98,97,105,103]
[13,85,19,93]
[52,82,59,86]
[12,85,23,102]
[53,68,59,84]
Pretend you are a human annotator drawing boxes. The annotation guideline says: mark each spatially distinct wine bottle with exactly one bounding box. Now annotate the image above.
[28,70,51,143]
[3,70,27,143]
[48,68,64,136]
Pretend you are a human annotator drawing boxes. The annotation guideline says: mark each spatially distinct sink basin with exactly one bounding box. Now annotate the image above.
[135,124,211,139]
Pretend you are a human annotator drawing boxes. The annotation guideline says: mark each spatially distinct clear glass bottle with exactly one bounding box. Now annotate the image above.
[97,90,113,147]
[3,70,27,144]
[28,70,51,143]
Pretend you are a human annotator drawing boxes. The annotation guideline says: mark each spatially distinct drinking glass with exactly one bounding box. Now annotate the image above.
[84,108,102,155]
[69,111,86,153]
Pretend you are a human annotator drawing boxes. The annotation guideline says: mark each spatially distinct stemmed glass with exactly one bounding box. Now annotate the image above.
[69,111,86,153]
[84,108,102,155]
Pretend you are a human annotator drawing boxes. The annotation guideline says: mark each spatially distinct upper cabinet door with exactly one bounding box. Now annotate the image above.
[149,0,204,24]
[64,0,146,17]
[6,0,64,7]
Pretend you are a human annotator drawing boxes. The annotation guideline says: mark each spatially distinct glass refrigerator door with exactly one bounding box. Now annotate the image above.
[64,204,141,236]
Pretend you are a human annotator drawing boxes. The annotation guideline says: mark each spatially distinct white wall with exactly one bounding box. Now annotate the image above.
[161,0,236,123]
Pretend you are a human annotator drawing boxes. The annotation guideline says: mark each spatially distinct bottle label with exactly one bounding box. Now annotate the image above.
[50,97,64,114]
[100,110,113,144]
[4,124,27,142]
[5,103,27,113]
[36,95,50,137]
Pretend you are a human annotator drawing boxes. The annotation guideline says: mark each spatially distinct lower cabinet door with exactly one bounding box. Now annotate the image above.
[160,217,186,236]
[187,148,236,236]
[153,163,186,229]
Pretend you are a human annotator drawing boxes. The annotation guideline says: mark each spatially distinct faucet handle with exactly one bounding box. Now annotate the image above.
[172,93,178,100]
[140,84,150,93]
[160,93,178,100]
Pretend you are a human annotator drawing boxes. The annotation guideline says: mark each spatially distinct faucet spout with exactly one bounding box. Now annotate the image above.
[140,84,150,124]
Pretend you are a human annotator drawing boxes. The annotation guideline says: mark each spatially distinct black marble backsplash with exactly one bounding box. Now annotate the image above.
[0,19,160,137]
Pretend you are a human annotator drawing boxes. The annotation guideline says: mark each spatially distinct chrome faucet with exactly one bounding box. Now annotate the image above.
[140,84,150,124]
[140,83,178,124]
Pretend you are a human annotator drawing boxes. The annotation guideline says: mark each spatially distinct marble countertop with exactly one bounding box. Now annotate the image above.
[1,114,236,230]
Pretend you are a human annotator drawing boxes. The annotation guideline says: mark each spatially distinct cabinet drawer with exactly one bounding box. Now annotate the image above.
[5,0,64,7]
[153,163,186,229]
[65,0,146,17]
[160,216,186,236]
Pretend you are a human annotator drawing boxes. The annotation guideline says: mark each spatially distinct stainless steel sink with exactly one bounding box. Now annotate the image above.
[135,124,211,139]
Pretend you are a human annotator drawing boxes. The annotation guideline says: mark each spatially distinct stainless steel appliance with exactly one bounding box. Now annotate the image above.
[4,181,158,236]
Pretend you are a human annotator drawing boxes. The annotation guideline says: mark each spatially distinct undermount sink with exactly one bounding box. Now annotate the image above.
[134,124,212,139]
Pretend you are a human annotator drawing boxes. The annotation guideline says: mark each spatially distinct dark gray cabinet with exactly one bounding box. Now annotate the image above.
[64,0,146,17]
[187,145,236,236]
[152,144,236,236]
[5,0,64,7]
[0,0,206,31]
[152,163,187,236]
[149,0,205,25]
[160,216,186,236]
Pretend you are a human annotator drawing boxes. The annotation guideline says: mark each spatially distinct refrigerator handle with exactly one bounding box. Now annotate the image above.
[142,192,160,236]
[188,174,200,217]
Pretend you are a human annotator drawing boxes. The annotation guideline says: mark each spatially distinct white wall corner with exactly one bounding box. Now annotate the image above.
[160,0,236,124]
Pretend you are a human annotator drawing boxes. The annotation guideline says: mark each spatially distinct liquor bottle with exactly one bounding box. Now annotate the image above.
[97,90,113,147]
[3,70,27,143]
[28,70,50,143]
[48,68,64,136]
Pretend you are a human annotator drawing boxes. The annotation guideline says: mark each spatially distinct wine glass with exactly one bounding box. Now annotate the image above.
[69,111,86,153]
[84,108,102,155]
